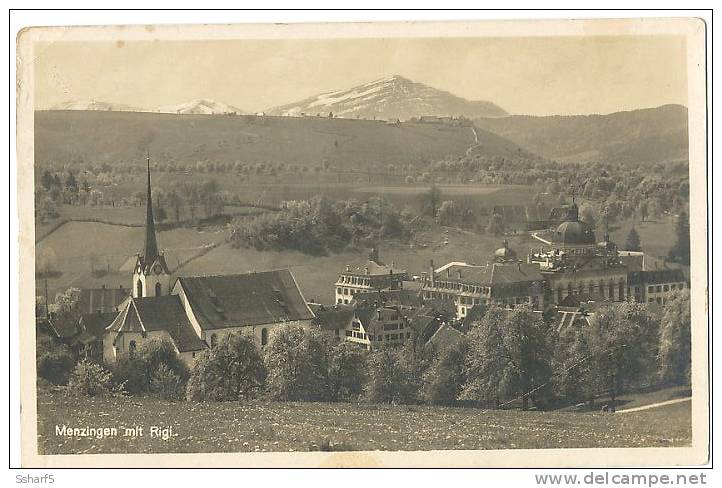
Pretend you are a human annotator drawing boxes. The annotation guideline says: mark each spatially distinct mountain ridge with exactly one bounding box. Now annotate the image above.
[267,75,508,120]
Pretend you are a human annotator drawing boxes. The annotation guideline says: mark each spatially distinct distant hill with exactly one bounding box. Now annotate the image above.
[34,110,530,170]
[48,98,245,115]
[156,98,245,115]
[268,75,507,120]
[49,100,143,112]
[474,105,689,164]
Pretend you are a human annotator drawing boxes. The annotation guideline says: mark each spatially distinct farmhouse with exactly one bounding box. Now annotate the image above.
[102,159,314,365]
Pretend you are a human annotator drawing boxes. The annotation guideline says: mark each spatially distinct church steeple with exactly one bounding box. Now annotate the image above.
[142,153,160,266]
[133,152,170,298]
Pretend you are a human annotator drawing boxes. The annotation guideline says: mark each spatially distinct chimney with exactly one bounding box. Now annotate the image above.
[365,266,369,275]
[457,270,462,279]
[446,268,451,278]
[345,264,351,272]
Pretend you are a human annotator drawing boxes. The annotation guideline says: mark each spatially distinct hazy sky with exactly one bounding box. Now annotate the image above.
[34,36,687,116]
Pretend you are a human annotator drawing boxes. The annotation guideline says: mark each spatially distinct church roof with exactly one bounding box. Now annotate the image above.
[106,295,206,352]
[554,220,596,245]
[176,269,315,330]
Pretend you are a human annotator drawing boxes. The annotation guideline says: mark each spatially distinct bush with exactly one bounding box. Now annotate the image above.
[186,332,266,402]
[67,360,116,397]
[36,334,75,385]
[111,339,189,395]
[150,364,184,401]
[658,291,691,385]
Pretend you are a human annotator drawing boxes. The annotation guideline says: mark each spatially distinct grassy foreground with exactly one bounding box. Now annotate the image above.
[37,390,691,455]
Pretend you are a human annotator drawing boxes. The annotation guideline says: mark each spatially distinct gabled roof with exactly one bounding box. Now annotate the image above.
[353,288,424,308]
[176,269,315,330]
[425,324,464,352]
[106,295,205,352]
[79,311,118,338]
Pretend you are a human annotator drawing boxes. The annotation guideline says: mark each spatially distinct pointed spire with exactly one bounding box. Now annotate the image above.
[141,151,160,267]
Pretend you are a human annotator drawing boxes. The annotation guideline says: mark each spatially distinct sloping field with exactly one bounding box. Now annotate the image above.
[35,110,492,170]
[37,390,690,455]
[35,221,227,297]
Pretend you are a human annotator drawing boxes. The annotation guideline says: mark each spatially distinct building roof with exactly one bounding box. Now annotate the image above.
[353,288,424,308]
[176,269,315,330]
[79,311,118,339]
[106,295,206,352]
[553,220,596,245]
[627,268,687,286]
[311,304,356,331]
[342,260,408,277]
[438,262,544,287]
[77,287,130,314]
[425,324,464,352]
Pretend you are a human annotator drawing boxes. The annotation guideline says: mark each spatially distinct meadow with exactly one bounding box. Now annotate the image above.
[36,389,691,455]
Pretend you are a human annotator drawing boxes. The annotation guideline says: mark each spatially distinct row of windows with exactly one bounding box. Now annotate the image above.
[338,276,374,286]
[647,283,685,294]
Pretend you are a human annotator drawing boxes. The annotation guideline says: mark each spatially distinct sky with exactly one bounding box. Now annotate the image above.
[33,35,688,116]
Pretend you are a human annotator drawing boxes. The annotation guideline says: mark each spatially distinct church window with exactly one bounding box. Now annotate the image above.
[136,279,143,297]
[129,340,137,355]
[261,328,269,346]
[155,282,162,296]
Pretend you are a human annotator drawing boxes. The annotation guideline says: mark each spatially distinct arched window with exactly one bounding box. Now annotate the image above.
[155,282,162,296]
[129,340,137,355]
[261,328,269,346]
[136,279,143,297]
[210,333,218,348]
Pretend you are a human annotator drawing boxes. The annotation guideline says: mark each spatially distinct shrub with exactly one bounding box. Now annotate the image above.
[67,360,115,397]
[186,332,266,402]
[150,364,184,401]
[36,334,75,385]
[364,344,423,405]
[658,291,691,385]
[111,339,189,395]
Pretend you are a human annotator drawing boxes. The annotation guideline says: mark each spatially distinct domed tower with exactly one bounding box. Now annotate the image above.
[132,155,170,298]
[494,239,518,263]
[553,203,596,246]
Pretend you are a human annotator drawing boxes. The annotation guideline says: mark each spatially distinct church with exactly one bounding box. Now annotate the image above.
[102,158,315,366]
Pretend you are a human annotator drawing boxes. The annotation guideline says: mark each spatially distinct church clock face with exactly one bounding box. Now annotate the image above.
[153,264,163,275]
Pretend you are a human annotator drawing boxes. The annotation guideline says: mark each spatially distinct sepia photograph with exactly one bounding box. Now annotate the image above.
[14,15,709,469]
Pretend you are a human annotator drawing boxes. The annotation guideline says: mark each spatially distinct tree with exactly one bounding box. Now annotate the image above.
[423,184,442,218]
[668,211,690,265]
[36,333,75,385]
[112,339,189,395]
[328,341,367,402]
[436,200,458,226]
[264,325,329,401]
[658,291,691,385]
[624,227,642,252]
[423,339,469,406]
[364,346,405,404]
[572,302,658,405]
[485,212,504,236]
[186,332,266,401]
[461,305,553,410]
[65,171,78,192]
[579,203,597,228]
[40,170,54,191]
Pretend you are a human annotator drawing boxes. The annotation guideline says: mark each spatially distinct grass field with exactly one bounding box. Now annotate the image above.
[36,390,691,455]
[177,226,539,304]
[35,221,228,298]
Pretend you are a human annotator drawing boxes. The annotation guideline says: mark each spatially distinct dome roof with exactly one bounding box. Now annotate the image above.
[554,220,596,245]
[494,240,517,261]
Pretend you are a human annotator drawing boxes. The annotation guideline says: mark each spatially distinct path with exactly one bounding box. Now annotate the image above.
[617,397,691,413]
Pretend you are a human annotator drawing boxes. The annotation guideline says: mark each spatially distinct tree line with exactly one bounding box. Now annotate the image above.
[40,292,691,411]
